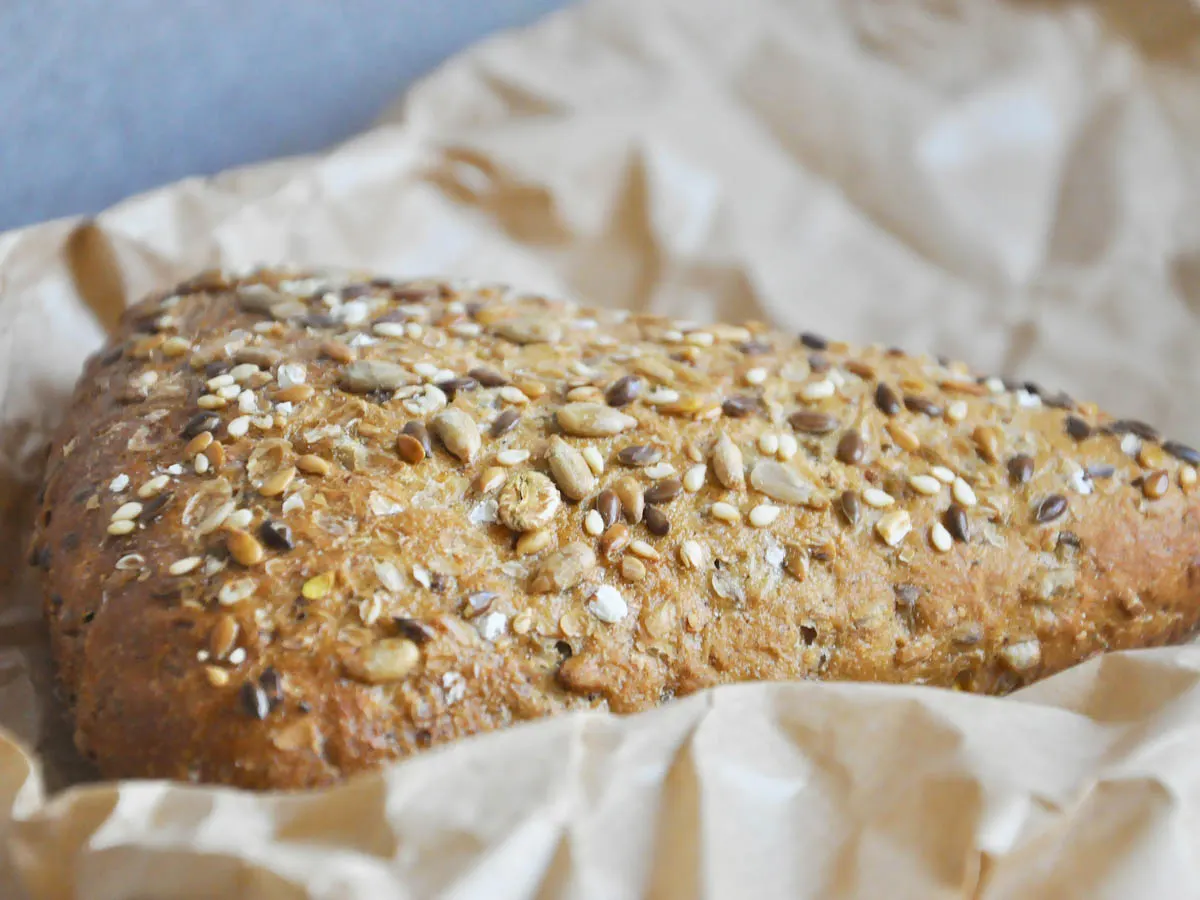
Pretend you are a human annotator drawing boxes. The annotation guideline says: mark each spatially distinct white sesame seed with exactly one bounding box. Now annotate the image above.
[585,509,605,536]
[749,504,780,527]
[477,611,507,641]
[434,369,456,384]
[946,400,968,423]
[499,385,529,405]
[745,367,768,385]
[137,475,170,499]
[645,387,680,405]
[684,464,707,492]
[711,501,741,523]
[227,648,247,665]
[193,454,210,474]
[109,473,130,492]
[582,446,605,476]
[952,478,977,507]
[413,362,439,378]
[876,510,912,547]
[253,415,274,430]
[644,462,677,480]
[630,539,660,560]
[218,579,256,606]
[373,322,408,338]
[589,585,628,623]
[227,416,251,438]
[197,394,225,409]
[1120,433,1141,456]
[168,556,203,576]
[405,323,424,340]
[777,433,798,461]
[930,522,953,552]
[863,488,895,509]
[985,377,1006,394]
[451,322,482,338]
[681,540,705,569]
[217,383,242,400]
[661,330,684,344]
[196,650,209,662]
[758,432,780,455]
[1182,466,1198,489]
[237,390,259,414]
[165,464,184,476]
[931,466,956,484]
[229,363,259,383]
[799,379,835,402]
[226,508,253,530]
[684,331,714,347]
[115,553,145,570]
[569,361,596,377]
[282,494,305,514]
[207,373,236,390]
[106,520,136,536]
[1016,390,1042,409]
[827,368,846,388]
[909,474,942,496]
[112,501,143,521]
[496,449,530,466]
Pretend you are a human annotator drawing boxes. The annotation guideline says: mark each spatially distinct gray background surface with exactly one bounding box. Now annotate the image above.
[0,0,569,232]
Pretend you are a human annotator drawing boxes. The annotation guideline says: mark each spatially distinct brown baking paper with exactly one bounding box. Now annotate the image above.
[5,0,1200,896]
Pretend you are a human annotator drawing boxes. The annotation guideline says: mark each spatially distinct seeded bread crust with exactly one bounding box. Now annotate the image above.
[30,269,1200,790]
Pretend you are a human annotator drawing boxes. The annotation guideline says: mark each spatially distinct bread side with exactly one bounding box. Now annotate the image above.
[30,269,1200,789]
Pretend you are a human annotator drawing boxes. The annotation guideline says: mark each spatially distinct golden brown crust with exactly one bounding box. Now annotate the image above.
[29,269,1200,789]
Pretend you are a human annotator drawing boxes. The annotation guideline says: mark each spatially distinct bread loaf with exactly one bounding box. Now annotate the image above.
[30,269,1200,789]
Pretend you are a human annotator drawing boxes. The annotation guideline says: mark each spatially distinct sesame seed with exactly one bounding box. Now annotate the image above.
[582,446,605,476]
[1182,466,1197,490]
[109,473,130,492]
[799,379,835,401]
[930,522,953,552]
[282,494,305,514]
[214,510,250,534]
[373,322,408,338]
[496,449,531,466]
[589,585,628,623]
[681,540,705,569]
[645,387,680,405]
[228,648,247,665]
[106,520,136,536]
[585,509,605,536]
[227,416,251,438]
[984,377,1005,394]
[644,462,677,480]
[136,475,169,499]
[711,501,741,523]
[207,373,236,390]
[229,363,259,382]
[197,394,226,409]
[237,390,259,414]
[777,433,798,461]
[621,557,647,582]
[946,400,968,423]
[169,556,203,576]
[931,466,956,484]
[749,504,780,527]
[745,367,768,385]
[909,474,941,496]
[875,510,912,547]
[216,383,242,400]
[193,454,210,474]
[111,501,144,521]
[862,488,894,509]
[684,331,714,347]
[499,385,529,405]
[1120,433,1141,456]
[758,432,780,455]
[684,465,707,492]
[1143,469,1170,500]
[630,539,660,559]
[952,478,977,507]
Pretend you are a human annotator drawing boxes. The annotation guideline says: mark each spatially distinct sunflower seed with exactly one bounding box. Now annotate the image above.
[749,460,821,507]
[546,436,597,500]
[557,403,638,437]
[711,431,745,490]
[432,409,481,463]
[341,360,409,393]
